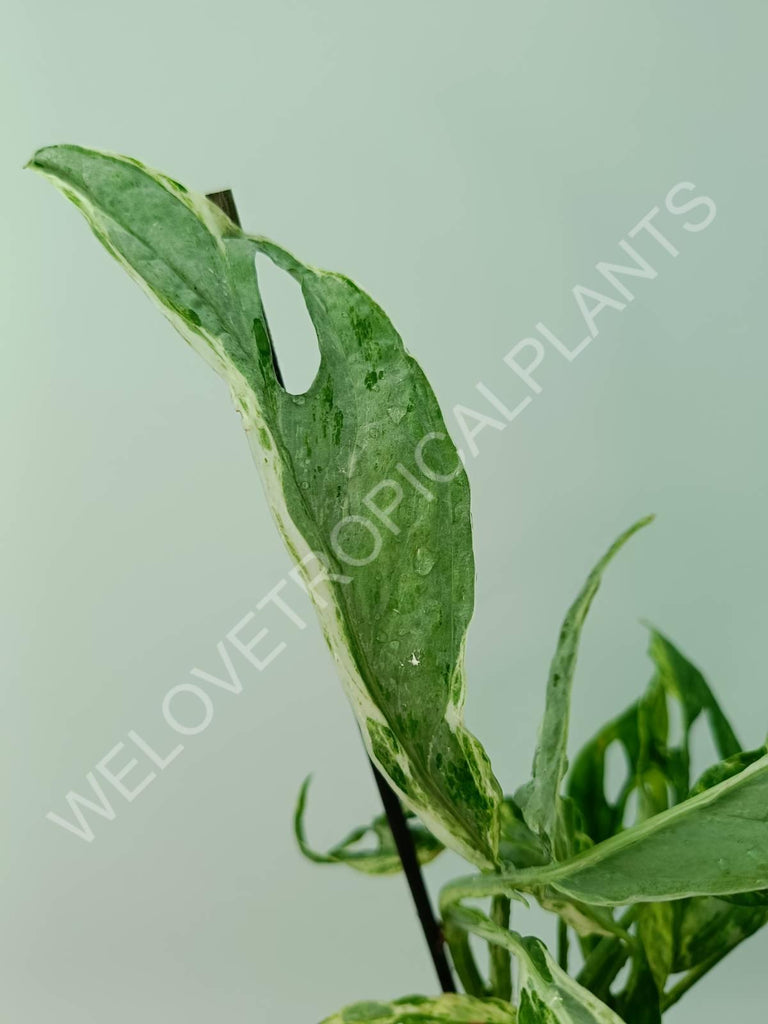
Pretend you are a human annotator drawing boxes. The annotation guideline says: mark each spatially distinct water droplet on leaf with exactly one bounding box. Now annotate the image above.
[415,547,436,575]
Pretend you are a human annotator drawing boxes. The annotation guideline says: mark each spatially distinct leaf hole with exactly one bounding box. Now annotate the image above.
[688,711,723,783]
[621,787,640,829]
[254,252,321,395]
[666,695,686,750]
[610,956,633,996]
[603,740,631,806]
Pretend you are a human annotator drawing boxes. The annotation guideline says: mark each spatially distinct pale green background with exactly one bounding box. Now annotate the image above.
[3,2,768,1020]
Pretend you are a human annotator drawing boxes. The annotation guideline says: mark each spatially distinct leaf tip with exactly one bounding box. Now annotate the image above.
[25,144,59,172]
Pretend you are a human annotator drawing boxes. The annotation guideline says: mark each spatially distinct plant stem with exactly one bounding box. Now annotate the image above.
[557,918,569,972]
[489,895,512,1000]
[576,908,637,997]
[443,916,489,998]
[205,187,455,995]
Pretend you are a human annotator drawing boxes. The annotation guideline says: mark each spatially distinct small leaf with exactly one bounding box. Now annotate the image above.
[567,702,642,846]
[646,629,741,800]
[519,518,653,855]
[318,993,517,1023]
[568,629,744,846]
[294,776,443,874]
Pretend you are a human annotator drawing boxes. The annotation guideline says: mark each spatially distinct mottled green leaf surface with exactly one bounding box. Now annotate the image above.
[519,519,653,856]
[294,776,443,874]
[448,749,768,906]
[319,993,517,1023]
[670,895,768,974]
[447,907,626,1024]
[29,144,502,868]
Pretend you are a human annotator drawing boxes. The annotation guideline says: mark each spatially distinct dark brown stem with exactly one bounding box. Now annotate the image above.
[205,188,456,995]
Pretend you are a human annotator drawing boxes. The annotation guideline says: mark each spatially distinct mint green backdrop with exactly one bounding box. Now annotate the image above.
[3,2,767,1020]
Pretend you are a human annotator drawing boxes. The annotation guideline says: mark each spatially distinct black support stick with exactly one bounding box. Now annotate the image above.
[206,188,456,995]
[369,760,457,993]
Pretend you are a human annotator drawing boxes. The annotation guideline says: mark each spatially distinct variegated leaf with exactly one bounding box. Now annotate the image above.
[294,776,443,874]
[443,749,768,907]
[318,993,517,1023]
[646,628,741,800]
[671,895,768,973]
[518,518,653,857]
[447,907,626,1024]
[30,144,502,868]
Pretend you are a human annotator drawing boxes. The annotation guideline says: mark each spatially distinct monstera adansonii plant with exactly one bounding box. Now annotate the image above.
[29,145,768,1024]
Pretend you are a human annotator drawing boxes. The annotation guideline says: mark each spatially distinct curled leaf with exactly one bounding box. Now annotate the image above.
[294,776,443,874]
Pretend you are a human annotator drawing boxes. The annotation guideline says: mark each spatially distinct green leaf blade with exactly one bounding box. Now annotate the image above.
[30,144,501,868]
[319,993,517,1023]
[549,750,768,904]
[447,906,627,1024]
[520,518,654,854]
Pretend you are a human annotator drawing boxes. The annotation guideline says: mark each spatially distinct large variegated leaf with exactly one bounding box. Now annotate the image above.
[443,749,768,907]
[319,994,517,1023]
[29,144,502,868]
[294,776,443,874]
[446,907,626,1024]
[518,519,653,856]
